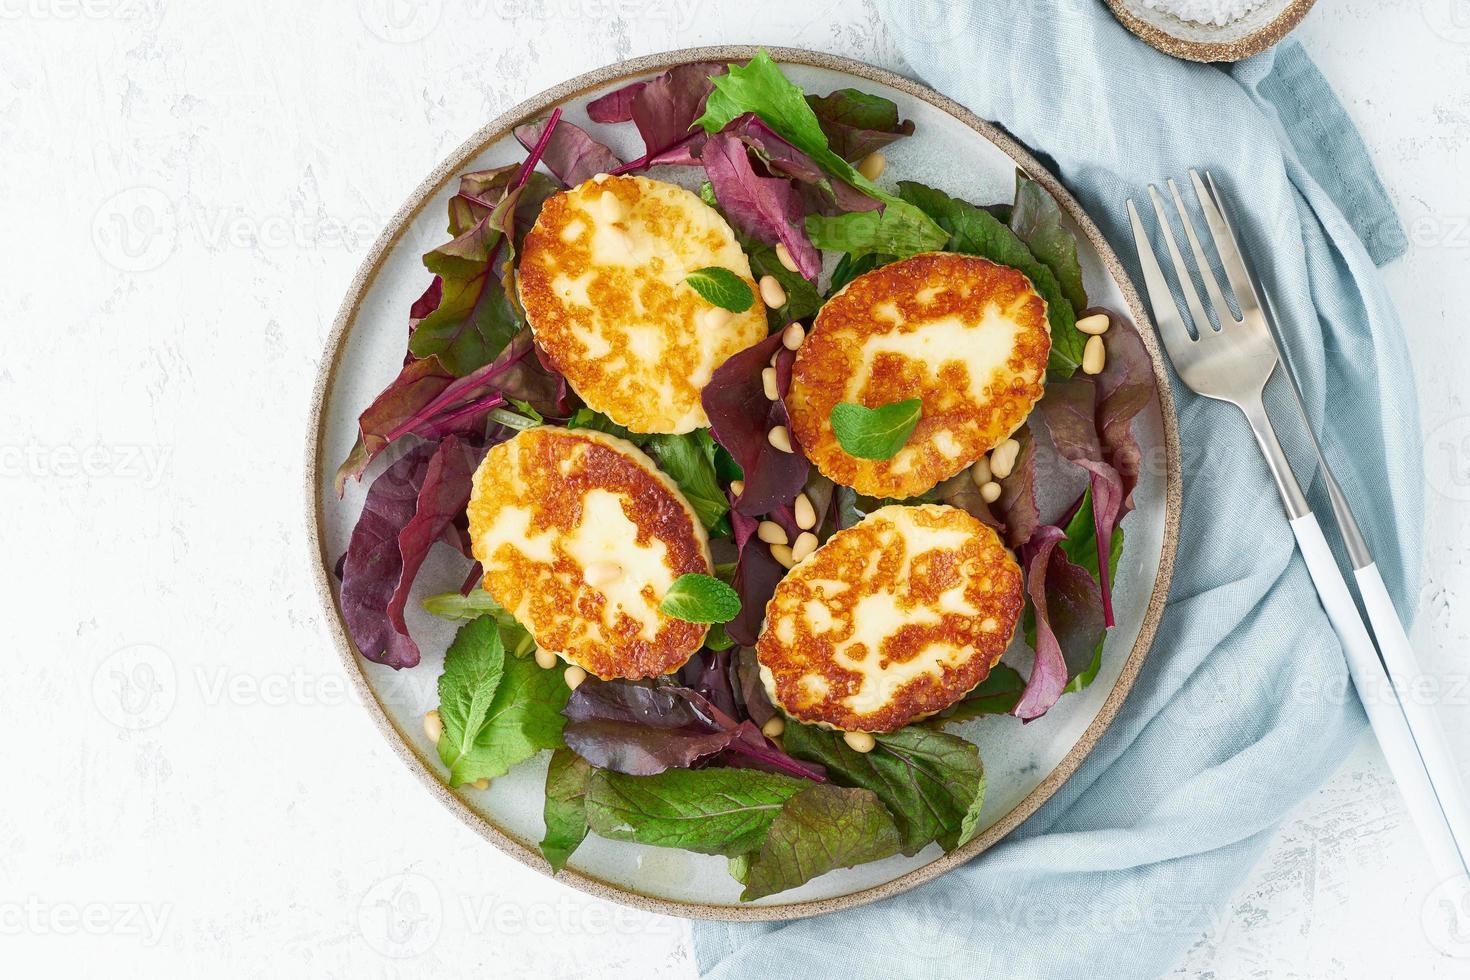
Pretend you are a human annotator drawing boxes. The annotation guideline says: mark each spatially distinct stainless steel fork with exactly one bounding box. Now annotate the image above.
[1127,171,1470,885]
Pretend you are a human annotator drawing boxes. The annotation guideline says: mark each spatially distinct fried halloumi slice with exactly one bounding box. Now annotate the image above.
[517,174,768,434]
[786,252,1050,499]
[756,504,1023,733]
[467,427,712,679]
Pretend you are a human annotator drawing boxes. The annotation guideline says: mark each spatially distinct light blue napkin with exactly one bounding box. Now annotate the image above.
[694,2,1422,976]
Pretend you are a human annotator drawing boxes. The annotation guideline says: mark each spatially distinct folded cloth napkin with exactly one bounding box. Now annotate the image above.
[694,2,1422,976]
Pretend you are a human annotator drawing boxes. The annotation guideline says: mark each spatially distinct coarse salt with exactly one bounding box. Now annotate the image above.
[1142,0,1264,27]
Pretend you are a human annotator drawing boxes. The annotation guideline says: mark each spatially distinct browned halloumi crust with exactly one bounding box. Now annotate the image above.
[517,174,767,434]
[757,504,1023,733]
[787,252,1050,498]
[467,427,711,679]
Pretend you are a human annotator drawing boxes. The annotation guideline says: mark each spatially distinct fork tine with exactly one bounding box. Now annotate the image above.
[1146,184,1212,339]
[1167,178,1239,329]
[1193,170,1265,320]
[1126,197,1195,367]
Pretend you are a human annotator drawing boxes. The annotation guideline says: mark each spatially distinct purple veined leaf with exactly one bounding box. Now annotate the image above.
[700,131,822,280]
[734,649,778,727]
[586,81,643,123]
[1011,524,1107,721]
[514,116,624,188]
[729,541,785,649]
[723,113,880,217]
[805,87,916,163]
[702,332,811,517]
[385,436,488,637]
[677,648,742,721]
[1090,309,1155,510]
[594,62,727,171]
[406,277,443,345]
[339,442,439,669]
[335,327,571,494]
[562,678,824,781]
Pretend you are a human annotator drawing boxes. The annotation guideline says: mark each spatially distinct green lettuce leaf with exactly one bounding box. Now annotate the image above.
[782,722,985,854]
[896,180,1084,376]
[540,748,594,873]
[694,50,945,257]
[1010,173,1088,315]
[805,207,948,259]
[740,784,902,900]
[644,430,729,532]
[583,767,807,856]
[435,617,569,786]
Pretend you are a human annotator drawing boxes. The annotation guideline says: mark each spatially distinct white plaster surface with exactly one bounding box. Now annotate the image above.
[1,1,1467,977]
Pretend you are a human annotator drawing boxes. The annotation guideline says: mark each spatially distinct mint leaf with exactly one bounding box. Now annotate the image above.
[1010,174,1088,316]
[685,267,754,312]
[436,618,506,783]
[660,573,740,624]
[925,664,1026,726]
[540,748,594,873]
[896,180,1083,376]
[782,723,985,854]
[435,617,570,786]
[829,399,922,460]
[740,784,901,900]
[583,767,808,856]
[645,430,729,532]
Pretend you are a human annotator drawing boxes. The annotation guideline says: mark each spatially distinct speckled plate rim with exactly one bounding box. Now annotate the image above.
[1105,0,1316,62]
[305,45,1182,922]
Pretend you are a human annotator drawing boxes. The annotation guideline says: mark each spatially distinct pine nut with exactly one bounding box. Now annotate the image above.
[793,492,817,530]
[730,479,745,497]
[1076,313,1110,335]
[990,438,1021,479]
[781,322,805,350]
[761,716,786,738]
[969,456,992,487]
[791,531,819,562]
[423,709,443,744]
[980,481,1002,503]
[843,731,876,753]
[761,366,779,401]
[775,242,800,273]
[584,561,622,587]
[534,647,559,670]
[857,152,886,181]
[1082,335,1106,375]
[563,665,588,690]
[759,274,787,309]
[768,426,793,453]
[757,520,788,546]
[770,543,795,569]
[471,778,491,790]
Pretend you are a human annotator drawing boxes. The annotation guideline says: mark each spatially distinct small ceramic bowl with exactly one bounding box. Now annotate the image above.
[1106,0,1317,62]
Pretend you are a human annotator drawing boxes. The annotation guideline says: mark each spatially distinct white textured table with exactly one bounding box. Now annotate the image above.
[4,2,1466,976]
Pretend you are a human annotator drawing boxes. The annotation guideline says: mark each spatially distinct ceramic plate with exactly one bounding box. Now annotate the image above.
[306,46,1181,921]
[1105,0,1316,62]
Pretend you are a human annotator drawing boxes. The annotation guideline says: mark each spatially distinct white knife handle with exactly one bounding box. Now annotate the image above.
[1355,561,1470,875]
[1290,513,1468,881]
